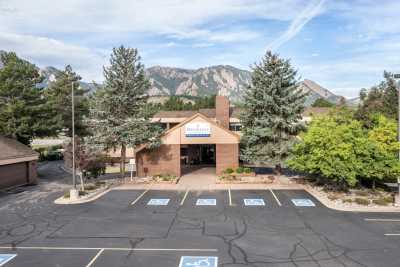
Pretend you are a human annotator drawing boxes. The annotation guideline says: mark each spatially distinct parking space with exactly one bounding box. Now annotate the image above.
[230,190,281,208]
[0,248,97,267]
[2,189,400,266]
[272,189,322,208]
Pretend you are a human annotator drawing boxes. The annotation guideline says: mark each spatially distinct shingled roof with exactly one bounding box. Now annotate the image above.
[0,136,39,162]
[153,107,329,119]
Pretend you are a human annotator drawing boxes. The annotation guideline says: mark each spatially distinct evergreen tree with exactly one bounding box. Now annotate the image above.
[355,71,398,128]
[240,51,306,173]
[90,46,161,178]
[46,65,90,137]
[0,52,57,145]
[312,98,335,108]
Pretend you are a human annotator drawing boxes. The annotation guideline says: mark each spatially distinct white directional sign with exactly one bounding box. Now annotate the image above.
[147,198,170,206]
[179,256,218,267]
[196,199,216,206]
[244,199,265,206]
[291,199,315,207]
[0,254,17,266]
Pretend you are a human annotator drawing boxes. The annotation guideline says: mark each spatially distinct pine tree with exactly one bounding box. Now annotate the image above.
[240,51,306,173]
[0,52,57,145]
[46,65,89,137]
[90,46,161,178]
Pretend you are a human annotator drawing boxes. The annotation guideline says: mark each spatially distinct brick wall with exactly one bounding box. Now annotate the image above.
[216,96,230,129]
[136,144,181,177]
[216,144,239,175]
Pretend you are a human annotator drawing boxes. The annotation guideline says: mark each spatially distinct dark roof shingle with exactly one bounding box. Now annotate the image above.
[0,136,39,161]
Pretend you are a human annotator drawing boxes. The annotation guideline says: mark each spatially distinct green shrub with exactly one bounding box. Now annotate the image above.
[243,167,252,173]
[34,145,64,161]
[383,196,394,203]
[225,168,234,174]
[355,190,369,197]
[236,167,244,174]
[354,198,370,205]
[372,199,389,206]
[342,198,353,203]
[84,184,98,191]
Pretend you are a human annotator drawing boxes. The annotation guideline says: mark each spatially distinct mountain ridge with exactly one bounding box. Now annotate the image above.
[0,51,343,106]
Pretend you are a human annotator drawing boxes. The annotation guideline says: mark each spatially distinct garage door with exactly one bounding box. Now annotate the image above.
[0,162,28,189]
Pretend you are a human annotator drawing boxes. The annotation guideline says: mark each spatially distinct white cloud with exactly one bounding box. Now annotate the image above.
[0,32,106,81]
[267,0,325,50]
[0,0,308,35]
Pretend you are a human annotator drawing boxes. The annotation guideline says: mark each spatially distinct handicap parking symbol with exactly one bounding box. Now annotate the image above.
[0,254,17,266]
[179,256,218,267]
[244,199,265,206]
[196,199,216,206]
[147,198,170,206]
[291,199,315,207]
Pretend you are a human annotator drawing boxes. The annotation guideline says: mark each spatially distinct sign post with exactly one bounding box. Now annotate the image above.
[129,158,136,182]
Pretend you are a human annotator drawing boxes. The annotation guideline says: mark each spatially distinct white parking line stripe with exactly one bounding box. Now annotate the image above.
[384,234,400,236]
[0,246,218,252]
[180,189,189,206]
[130,189,149,206]
[365,219,400,222]
[85,248,104,267]
[228,189,233,206]
[269,189,282,206]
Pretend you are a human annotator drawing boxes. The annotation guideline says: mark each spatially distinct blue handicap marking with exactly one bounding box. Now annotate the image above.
[291,199,315,207]
[179,256,218,267]
[196,199,216,206]
[147,198,170,206]
[0,254,17,266]
[244,198,265,206]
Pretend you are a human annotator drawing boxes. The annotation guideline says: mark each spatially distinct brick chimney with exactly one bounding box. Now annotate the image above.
[215,96,230,129]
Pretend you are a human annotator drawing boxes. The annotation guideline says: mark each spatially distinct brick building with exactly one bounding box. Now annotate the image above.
[135,96,330,177]
[136,96,240,177]
[0,136,39,189]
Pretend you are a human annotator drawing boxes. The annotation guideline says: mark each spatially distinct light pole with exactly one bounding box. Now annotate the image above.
[70,81,79,200]
[394,73,400,206]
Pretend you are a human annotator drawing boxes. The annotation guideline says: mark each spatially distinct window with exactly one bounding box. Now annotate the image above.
[229,123,242,131]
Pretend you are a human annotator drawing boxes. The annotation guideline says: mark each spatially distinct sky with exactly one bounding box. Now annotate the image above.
[1,0,400,98]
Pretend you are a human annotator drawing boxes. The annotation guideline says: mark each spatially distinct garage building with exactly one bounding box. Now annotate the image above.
[0,136,39,190]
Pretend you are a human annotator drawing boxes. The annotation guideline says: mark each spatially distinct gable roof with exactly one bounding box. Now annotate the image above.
[136,112,240,153]
[0,136,39,163]
[153,107,242,119]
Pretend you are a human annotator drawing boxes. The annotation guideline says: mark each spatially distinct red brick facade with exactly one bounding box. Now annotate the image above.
[216,96,230,129]
[136,144,181,177]
[216,144,239,175]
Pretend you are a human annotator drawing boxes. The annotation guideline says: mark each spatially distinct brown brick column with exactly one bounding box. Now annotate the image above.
[136,144,181,177]
[28,160,38,185]
[216,144,239,175]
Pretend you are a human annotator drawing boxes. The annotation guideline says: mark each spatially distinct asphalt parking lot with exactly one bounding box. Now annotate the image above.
[1,189,400,267]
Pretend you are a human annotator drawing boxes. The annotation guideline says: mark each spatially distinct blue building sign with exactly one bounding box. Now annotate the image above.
[185,122,211,137]
[179,256,218,267]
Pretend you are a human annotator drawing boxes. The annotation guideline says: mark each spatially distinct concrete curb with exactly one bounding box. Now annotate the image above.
[54,186,112,205]
[303,185,400,213]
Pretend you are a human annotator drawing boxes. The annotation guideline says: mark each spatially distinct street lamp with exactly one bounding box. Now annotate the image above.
[70,81,79,200]
[393,73,400,206]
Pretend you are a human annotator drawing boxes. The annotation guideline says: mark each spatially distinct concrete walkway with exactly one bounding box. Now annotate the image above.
[178,167,217,189]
